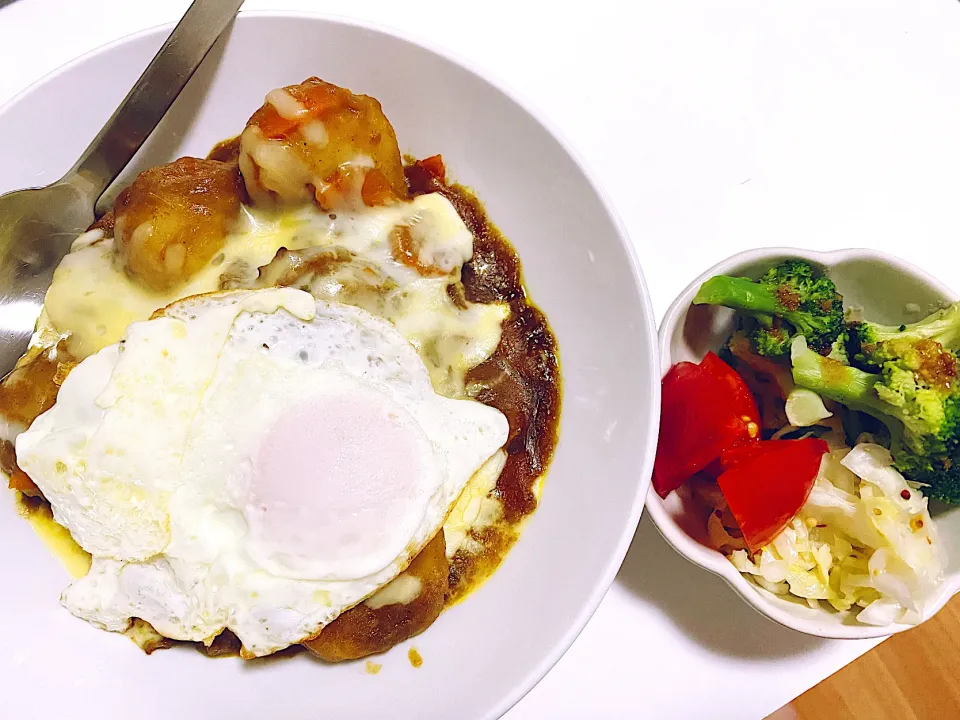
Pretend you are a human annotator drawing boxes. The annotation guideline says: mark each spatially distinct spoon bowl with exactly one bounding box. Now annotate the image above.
[0,182,94,370]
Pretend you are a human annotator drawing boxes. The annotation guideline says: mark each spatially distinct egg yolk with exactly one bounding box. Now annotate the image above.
[247,390,434,581]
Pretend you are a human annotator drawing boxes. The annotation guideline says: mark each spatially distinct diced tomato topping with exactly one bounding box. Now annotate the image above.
[360,168,398,207]
[418,154,446,182]
[287,81,343,116]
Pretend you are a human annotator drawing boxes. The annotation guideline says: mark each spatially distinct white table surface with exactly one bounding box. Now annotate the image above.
[3,0,960,717]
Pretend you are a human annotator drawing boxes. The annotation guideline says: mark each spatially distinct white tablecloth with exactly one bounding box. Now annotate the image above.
[4,0,959,717]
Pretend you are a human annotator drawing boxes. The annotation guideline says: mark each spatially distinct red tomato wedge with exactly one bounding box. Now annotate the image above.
[720,440,794,470]
[652,353,760,498]
[717,438,829,552]
[699,352,759,424]
[700,457,724,481]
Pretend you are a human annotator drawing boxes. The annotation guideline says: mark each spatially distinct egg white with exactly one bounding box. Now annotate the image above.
[16,289,508,657]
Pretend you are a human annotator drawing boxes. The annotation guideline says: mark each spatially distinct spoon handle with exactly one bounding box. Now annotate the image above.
[64,0,245,205]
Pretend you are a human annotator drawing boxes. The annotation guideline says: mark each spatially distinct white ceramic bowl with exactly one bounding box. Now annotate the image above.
[0,13,659,720]
[647,247,960,639]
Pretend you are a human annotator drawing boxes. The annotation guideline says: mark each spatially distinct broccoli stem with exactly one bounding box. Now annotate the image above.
[859,302,960,350]
[694,274,826,339]
[792,339,960,503]
[791,337,893,420]
[693,276,782,318]
[792,337,911,456]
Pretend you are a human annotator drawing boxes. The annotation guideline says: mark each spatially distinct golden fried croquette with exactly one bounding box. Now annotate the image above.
[303,530,448,662]
[114,157,243,291]
[240,77,407,210]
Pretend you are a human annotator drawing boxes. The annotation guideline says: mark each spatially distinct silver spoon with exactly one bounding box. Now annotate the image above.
[0,0,244,376]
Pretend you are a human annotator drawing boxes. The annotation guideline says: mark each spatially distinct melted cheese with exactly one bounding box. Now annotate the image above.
[125,618,170,654]
[301,121,328,147]
[265,88,309,120]
[364,574,423,609]
[45,211,307,358]
[42,194,506,400]
[18,498,91,579]
[443,449,507,558]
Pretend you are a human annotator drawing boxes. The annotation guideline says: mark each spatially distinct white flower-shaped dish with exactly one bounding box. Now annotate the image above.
[647,247,960,639]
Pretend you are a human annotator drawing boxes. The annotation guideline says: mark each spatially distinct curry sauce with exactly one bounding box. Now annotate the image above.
[405,156,561,598]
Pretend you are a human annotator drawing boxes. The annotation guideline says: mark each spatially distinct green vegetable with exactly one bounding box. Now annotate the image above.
[791,336,960,503]
[826,330,850,364]
[752,324,793,357]
[694,260,844,357]
[850,302,960,368]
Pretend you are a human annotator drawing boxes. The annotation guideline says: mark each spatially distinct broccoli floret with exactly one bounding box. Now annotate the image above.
[850,301,960,367]
[892,449,960,504]
[827,330,850,364]
[791,336,960,502]
[694,260,844,357]
[752,323,793,357]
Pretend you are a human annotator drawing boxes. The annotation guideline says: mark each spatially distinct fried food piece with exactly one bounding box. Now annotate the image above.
[1,440,36,496]
[239,77,407,210]
[303,530,448,662]
[87,210,115,236]
[114,157,243,291]
[0,342,74,430]
[198,629,243,658]
[207,136,242,164]
[0,342,76,497]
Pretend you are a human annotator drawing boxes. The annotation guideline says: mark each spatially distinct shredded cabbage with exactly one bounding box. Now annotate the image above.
[725,443,944,625]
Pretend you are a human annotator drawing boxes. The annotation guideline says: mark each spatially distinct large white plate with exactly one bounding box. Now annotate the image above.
[0,12,659,720]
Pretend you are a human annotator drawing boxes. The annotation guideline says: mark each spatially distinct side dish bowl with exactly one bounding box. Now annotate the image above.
[0,12,659,720]
[647,247,960,639]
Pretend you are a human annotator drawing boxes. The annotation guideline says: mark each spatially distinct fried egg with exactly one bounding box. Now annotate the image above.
[16,288,508,657]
